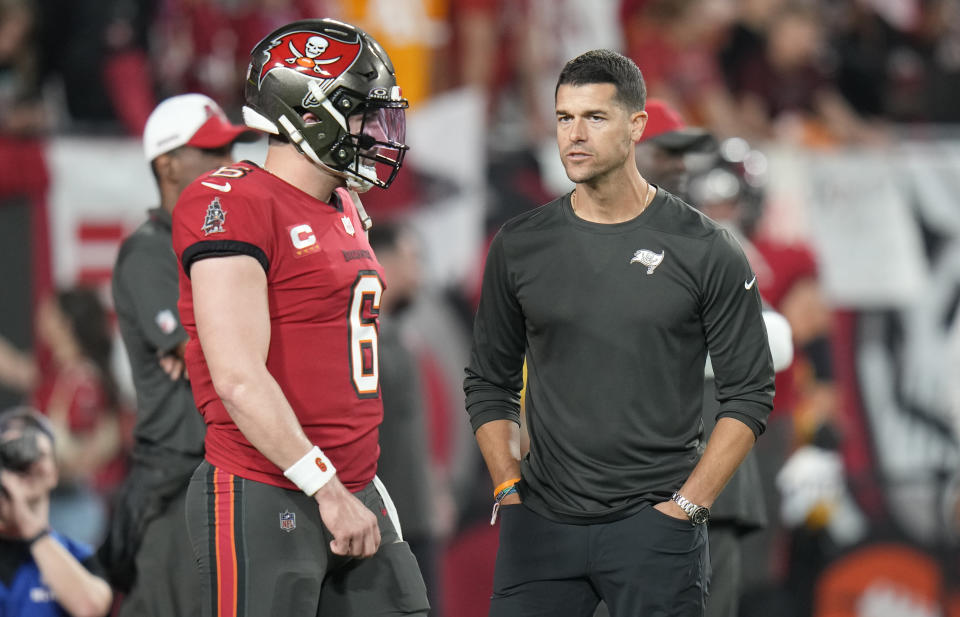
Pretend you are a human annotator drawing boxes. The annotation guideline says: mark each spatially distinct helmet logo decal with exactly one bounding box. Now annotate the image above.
[287,36,338,75]
[259,31,362,86]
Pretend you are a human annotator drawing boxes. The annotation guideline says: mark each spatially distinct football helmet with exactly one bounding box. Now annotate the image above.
[688,137,769,236]
[243,19,408,191]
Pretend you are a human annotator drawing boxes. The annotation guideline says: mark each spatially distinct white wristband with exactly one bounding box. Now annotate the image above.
[283,446,337,496]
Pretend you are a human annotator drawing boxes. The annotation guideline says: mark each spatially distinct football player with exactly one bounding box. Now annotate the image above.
[171,19,428,617]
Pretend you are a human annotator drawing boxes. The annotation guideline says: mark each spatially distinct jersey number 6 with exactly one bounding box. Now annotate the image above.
[348,272,383,398]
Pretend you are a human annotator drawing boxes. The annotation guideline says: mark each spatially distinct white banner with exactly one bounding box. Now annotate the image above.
[803,149,928,308]
[47,137,157,287]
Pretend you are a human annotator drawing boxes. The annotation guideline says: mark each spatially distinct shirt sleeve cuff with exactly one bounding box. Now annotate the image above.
[468,408,521,433]
[715,410,764,438]
[181,240,269,277]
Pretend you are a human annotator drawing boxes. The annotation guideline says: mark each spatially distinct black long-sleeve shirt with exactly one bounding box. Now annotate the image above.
[464,190,774,524]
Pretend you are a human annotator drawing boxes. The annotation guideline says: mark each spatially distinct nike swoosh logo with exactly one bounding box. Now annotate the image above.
[744,276,757,290]
[201,181,231,193]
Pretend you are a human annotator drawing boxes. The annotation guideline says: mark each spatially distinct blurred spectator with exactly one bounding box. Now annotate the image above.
[622,0,745,137]
[828,1,920,121]
[0,287,124,547]
[152,0,336,116]
[0,0,46,135]
[722,4,882,146]
[917,0,960,123]
[0,406,113,617]
[450,0,522,126]
[719,0,785,91]
[450,0,621,151]
[0,2,51,414]
[37,0,155,134]
[152,0,243,112]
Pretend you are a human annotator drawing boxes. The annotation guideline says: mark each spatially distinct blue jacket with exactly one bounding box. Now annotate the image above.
[0,532,97,617]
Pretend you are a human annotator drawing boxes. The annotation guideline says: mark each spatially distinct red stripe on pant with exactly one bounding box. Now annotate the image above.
[213,467,238,616]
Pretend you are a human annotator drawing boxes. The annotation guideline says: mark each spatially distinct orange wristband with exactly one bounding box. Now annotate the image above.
[493,477,521,498]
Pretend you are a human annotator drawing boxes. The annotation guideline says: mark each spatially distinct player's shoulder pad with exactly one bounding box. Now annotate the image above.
[191,162,259,195]
[178,163,261,205]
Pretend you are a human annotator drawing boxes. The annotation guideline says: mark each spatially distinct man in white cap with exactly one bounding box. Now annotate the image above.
[102,93,255,617]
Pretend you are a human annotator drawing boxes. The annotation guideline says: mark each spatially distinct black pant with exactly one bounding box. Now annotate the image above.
[185,461,430,617]
[704,525,740,617]
[491,503,708,617]
[117,490,200,617]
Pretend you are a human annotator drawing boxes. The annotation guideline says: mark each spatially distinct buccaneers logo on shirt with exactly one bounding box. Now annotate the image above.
[201,197,227,235]
[256,31,362,87]
[630,249,664,275]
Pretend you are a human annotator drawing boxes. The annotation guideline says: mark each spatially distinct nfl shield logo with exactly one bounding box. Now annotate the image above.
[341,215,356,236]
[279,510,296,532]
[155,309,178,335]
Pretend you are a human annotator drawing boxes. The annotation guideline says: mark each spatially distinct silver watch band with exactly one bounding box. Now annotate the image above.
[671,491,697,517]
[671,491,709,524]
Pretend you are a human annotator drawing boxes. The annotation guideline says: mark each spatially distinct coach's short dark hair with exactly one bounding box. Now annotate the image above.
[555,49,646,112]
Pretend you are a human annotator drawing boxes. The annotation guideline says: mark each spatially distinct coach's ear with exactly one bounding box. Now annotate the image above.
[631,110,649,144]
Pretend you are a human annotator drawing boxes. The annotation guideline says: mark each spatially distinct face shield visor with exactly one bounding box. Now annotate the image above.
[344,99,408,191]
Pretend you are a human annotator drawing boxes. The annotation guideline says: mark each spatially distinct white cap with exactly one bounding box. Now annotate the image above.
[143,93,254,162]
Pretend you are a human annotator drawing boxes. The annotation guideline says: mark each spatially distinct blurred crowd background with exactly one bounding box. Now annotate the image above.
[1,0,960,616]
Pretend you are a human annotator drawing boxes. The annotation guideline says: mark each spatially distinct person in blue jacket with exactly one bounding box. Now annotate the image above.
[0,406,112,617]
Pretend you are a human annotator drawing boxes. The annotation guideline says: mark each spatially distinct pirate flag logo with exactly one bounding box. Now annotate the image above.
[257,31,362,87]
[201,197,227,235]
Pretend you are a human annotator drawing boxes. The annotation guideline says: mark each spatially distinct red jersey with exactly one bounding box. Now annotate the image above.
[752,237,821,417]
[752,238,818,310]
[172,162,385,491]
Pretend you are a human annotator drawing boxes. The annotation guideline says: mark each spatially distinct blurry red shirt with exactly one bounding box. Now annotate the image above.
[753,238,818,309]
[32,363,124,492]
[32,363,108,434]
[753,238,821,416]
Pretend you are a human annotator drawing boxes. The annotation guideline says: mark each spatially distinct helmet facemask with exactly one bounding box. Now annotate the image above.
[340,93,408,192]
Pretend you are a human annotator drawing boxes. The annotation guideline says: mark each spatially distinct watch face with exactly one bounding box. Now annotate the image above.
[691,507,710,525]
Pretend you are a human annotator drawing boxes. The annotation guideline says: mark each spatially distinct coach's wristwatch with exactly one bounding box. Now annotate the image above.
[671,491,710,525]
